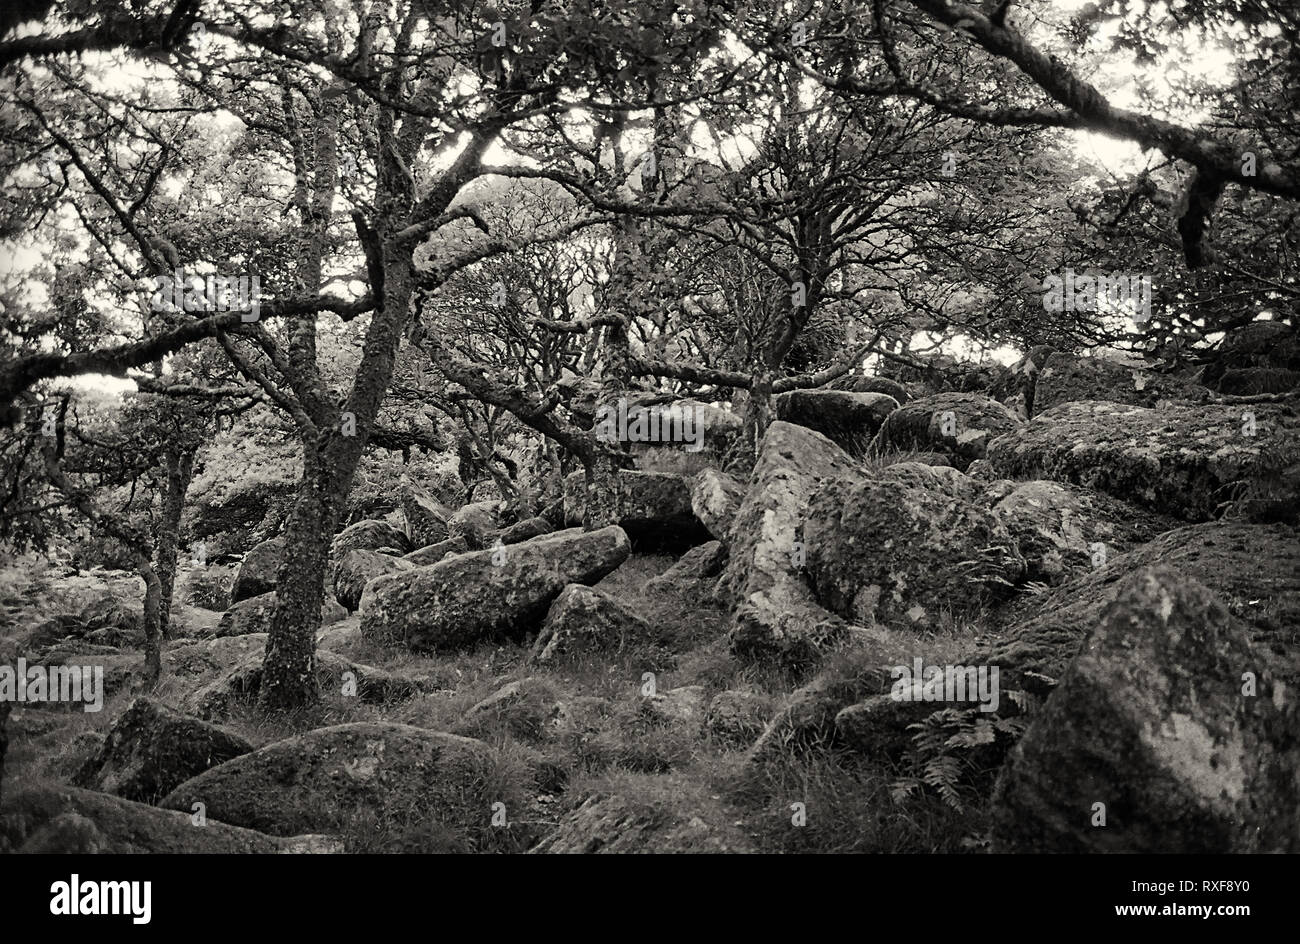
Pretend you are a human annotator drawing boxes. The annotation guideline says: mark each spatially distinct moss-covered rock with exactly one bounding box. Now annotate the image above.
[986,399,1300,522]
[73,697,253,804]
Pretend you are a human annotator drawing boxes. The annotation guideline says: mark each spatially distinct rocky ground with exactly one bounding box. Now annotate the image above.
[2,349,1298,854]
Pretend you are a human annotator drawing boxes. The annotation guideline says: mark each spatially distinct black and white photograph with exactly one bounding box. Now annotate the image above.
[0,0,1295,894]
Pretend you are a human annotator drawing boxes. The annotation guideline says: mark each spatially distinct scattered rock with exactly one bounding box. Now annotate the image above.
[830,374,911,403]
[878,460,983,502]
[985,399,1300,522]
[645,540,728,599]
[214,591,345,638]
[563,470,709,548]
[230,538,284,604]
[0,785,331,853]
[361,526,631,652]
[991,480,1178,584]
[773,389,898,454]
[159,723,499,839]
[400,536,469,567]
[316,616,362,652]
[1034,351,1206,412]
[73,697,253,804]
[77,595,141,645]
[690,469,745,541]
[871,392,1022,471]
[330,549,412,612]
[833,693,935,764]
[747,647,895,766]
[805,474,1024,629]
[529,583,654,663]
[498,516,553,545]
[448,501,500,550]
[330,520,411,559]
[181,650,424,720]
[401,480,453,547]
[718,422,860,667]
[981,521,1300,700]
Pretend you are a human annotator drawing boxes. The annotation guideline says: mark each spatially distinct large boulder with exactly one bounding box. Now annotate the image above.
[985,399,1300,522]
[1033,351,1206,413]
[72,698,253,804]
[805,474,1024,630]
[214,591,345,638]
[330,549,412,612]
[991,480,1179,584]
[773,390,898,454]
[871,392,1021,471]
[991,568,1300,853]
[330,519,410,559]
[400,480,452,547]
[229,537,283,603]
[620,398,744,462]
[498,516,553,545]
[563,470,709,547]
[181,650,424,720]
[689,469,745,541]
[159,723,498,839]
[529,584,655,664]
[78,594,141,640]
[447,500,500,550]
[400,536,469,567]
[830,374,911,403]
[878,460,982,502]
[980,521,1300,702]
[717,422,861,667]
[360,526,631,652]
[0,786,336,853]
[1202,319,1300,392]
[1214,367,1300,395]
